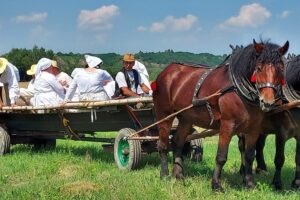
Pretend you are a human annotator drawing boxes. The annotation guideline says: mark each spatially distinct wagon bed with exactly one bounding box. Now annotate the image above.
[0,97,203,170]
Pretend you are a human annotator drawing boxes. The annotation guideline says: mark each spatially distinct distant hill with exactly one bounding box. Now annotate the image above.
[1,47,228,81]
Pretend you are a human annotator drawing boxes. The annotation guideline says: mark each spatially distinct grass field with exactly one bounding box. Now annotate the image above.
[0,133,299,200]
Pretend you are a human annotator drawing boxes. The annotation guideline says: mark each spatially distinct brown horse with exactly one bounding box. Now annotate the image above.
[239,54,300,190]
[152,40,289,191]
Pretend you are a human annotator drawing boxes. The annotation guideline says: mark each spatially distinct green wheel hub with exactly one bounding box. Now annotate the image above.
[118,138,130,167]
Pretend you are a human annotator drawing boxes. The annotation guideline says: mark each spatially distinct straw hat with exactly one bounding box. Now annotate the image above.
[52,60,58,68]
[26,64,37,75]
[123,54,135,62]
[0,57,8,74]
[84,55,103,68]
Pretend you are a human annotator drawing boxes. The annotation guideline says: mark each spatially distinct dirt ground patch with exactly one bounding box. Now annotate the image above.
[60,181,99,195]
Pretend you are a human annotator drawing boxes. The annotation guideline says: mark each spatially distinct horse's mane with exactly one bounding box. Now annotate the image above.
[228,40,285,103]
[230,40,283,80]
[286,54,300,91]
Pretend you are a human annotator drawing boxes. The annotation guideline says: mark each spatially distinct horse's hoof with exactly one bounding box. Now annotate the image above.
[246,181,255,189]
[212,182,224,193]
[160,171,169,180]
[272,180,283,190]
[160,175,171,181]
[255,168,268,175]
[174,173,184,180]
[291,179,300,190]
[173,169,184,180]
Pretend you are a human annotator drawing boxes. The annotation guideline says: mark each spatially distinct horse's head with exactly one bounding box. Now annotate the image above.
[251,39,289,112]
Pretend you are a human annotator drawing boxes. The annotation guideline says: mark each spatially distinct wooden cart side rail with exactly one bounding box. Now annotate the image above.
[1,97,153,112]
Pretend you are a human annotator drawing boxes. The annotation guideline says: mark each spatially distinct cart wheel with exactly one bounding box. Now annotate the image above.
[0,126,10,155]
[189,138,203,162]
[114,128,141,170]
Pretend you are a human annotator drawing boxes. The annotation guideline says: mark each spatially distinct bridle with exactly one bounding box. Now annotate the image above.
[250,64,285,103]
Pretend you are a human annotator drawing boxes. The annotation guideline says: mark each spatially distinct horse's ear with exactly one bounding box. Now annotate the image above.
[278,41,289,56]
[253,39,264,54]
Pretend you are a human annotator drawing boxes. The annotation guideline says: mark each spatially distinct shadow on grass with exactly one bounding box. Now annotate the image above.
[10,143,115,163]
[10,144,298,192]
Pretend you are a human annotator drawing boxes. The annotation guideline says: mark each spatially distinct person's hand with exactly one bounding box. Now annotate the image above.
[10,103,16,107]
[59,102,66,108]
[0,102,3,109]
[103,80,110,86]
[59,80,67,86]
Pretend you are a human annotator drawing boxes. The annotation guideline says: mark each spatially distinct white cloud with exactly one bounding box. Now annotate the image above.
[149,14,198,32]
[31,25,52,37]
[14,12,48,23]
[280,10,290,19]
[219,3,271,30]
[78,5,119,30]
[137,26,147,32]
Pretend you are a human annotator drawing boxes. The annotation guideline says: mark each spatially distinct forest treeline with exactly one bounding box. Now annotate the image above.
[1,46,228,81]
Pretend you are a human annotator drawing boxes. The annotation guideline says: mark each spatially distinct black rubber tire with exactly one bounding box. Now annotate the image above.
[32,138,56,150]
[0,126,11,155]
[114,128,142,170]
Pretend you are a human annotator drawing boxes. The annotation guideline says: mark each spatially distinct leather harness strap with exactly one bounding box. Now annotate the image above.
[192,68,215,126]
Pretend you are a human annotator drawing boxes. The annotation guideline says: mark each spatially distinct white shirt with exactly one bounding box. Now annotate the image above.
[115,70,144,94]
[65,69,113,101]
[31,72,65,106]
[0,63,20,104]
[20,79,35,97]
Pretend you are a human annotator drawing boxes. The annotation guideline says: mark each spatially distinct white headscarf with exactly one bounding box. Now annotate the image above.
[84,55,103,68]
[133,60,149,78]
[35,58,52,78]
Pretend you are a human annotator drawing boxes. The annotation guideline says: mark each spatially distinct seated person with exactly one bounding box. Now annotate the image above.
[51,60,73,90]
[31,58,65,107]
[0,57,20,108]
[19,64,37,105]
[115,54,151,98]
[64,55,113,102]
[71,61,115,100]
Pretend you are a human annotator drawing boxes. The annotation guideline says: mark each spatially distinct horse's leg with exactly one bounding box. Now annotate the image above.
[211,120,233,192]
[171,119,192,180]
[238,134,246,176]
[292,138,300,189]
[255,134,268,174]
[244,132,261,189]
[158,117,174,179]
[272,134,285,190]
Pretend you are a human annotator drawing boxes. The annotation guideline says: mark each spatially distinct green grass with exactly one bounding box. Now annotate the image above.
[0,134,299,200]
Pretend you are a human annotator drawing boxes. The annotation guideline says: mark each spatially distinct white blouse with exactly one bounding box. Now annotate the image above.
[65,69,113,101]
[31,72,65,106]
[0,63,20,104]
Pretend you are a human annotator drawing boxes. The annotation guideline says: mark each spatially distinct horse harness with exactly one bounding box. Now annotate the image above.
[228,58,283,105]
[191,66,234,126]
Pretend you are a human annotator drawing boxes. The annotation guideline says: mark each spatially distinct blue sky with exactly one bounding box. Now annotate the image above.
[0,0,299,55]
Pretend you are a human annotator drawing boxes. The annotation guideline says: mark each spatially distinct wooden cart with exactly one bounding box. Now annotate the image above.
[0,97,203,170]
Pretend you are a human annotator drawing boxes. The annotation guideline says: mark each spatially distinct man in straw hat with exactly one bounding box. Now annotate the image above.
[0,57,20,108]
[115,53,151,98]
[31,58,65,107]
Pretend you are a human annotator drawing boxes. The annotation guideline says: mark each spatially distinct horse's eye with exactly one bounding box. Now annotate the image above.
[257,66,262,72]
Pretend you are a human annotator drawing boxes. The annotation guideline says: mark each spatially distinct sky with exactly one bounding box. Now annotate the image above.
[0,0,299,56]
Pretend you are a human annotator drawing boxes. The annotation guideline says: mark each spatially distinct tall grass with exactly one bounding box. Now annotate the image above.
[0,134,299,200]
